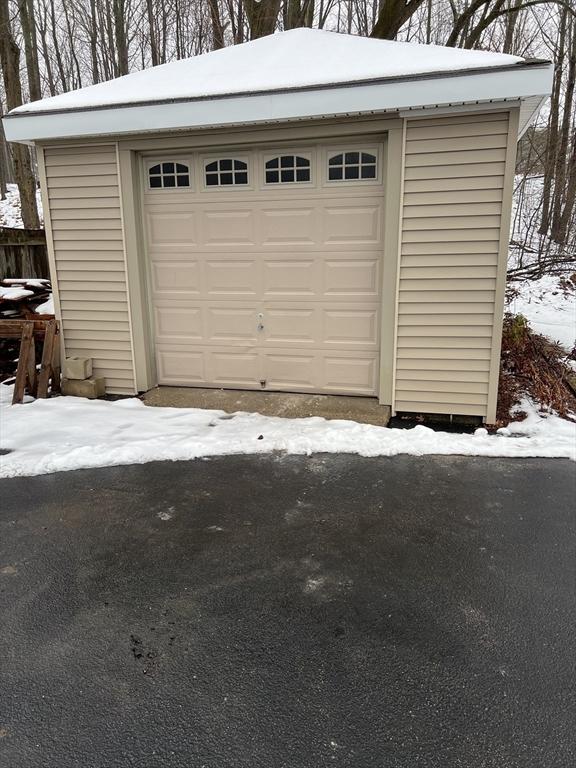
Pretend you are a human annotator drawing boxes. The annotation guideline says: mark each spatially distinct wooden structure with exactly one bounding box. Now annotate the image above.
[0,227,49,279]
[0,319,60,403]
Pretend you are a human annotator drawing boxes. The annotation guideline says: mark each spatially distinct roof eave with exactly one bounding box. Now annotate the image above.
[3,61,553,144]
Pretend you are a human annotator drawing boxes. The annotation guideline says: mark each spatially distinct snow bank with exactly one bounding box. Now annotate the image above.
[508,274,576,352]
[12,29,522,115]
[0,386,573,479]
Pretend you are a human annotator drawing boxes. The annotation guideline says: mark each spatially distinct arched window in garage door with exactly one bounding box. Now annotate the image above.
[327,151,377,181]
[205,158,249,186]
[148,161,191,189]
[265,155,311,184]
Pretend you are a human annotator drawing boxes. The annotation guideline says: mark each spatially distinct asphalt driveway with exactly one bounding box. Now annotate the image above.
[0,454,574,768]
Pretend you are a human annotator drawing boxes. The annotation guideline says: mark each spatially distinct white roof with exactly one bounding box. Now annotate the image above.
[3,29,552,143]
[12,29,525,115]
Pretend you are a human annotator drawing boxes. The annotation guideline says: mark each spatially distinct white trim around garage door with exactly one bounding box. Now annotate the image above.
[119,118,404,402]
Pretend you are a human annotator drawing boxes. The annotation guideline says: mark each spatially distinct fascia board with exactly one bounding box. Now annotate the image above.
[3,63,553,144]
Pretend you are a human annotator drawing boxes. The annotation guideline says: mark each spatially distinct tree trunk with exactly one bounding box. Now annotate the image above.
[539,10,567,236]
[19,0,42,101]
[551,16,575,244]
[0,102,12,198]
[147,0,160,64]
[0,0,40,228]
[208,0,226,49]
[283,0,315,30]
[244,0,281,39]
[89,0,101,83]
[113,0,129,75]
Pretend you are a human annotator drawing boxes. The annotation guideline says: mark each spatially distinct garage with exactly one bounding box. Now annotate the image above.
[143,140,385,395]
[3,28,553,421]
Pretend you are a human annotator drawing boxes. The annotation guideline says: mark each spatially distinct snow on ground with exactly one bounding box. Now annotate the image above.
[507,274,576,352]
[0,183,43,228]
[0,385,574,479]
[12,29,522,115]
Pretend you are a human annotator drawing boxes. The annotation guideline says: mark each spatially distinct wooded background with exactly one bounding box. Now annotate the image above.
[1,0,575,276]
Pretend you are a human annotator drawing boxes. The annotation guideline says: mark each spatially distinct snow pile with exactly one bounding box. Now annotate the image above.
[0,285,34,300]
[34,295,54,314]
[507,274,576,352]
[0,385,574,479]
[11,28,523,115]
[0,184,43,228]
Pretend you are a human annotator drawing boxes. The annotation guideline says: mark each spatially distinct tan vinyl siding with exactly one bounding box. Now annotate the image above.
[42,144,135,394]
[395,111,513,419]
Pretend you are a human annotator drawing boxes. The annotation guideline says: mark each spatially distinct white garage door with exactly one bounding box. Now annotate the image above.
[142,139,385,395]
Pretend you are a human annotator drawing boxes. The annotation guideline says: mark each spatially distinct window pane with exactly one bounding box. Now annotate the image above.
[296,168,310,182]
[149,164,161,175]
[361,165,376,179]
[206,173,219,186]
[296,156,309,167]
[280,155,293,168]
[163,175,176,187]
[149,176,162,188]
[206,161,218,172]
[162,162,175,174]
[344,152,359,165]
[361,153,376,164]
[220,173,234,185]
[266,158,279,169]
[266,170,279,183]
[235,172,248,185]
[176,163,188,173]
[344,166,359,180]
[220,159,233,171]
[281,169,294,182]
[328,154,342,166]
[328,167,342,181]
[234,160,247,171]
[176,174,190,187]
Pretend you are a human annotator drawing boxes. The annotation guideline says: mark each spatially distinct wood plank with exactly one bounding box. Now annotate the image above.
[0,319,51,338]
[51,329,61,394]
[12,322,34,404]
[37,320,57,398]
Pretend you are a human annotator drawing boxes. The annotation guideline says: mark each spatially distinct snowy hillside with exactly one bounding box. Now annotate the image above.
[0,184,43,228]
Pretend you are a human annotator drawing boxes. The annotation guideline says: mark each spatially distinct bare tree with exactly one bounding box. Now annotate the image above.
[0,0,40,228]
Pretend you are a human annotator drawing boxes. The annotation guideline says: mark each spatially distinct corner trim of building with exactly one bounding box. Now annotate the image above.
[117,146,156,392]
[36,147,65,367]
[381,119,406,414]
[486,107,520,423]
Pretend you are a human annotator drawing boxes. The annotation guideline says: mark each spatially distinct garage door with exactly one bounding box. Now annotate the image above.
[142,139,385,395]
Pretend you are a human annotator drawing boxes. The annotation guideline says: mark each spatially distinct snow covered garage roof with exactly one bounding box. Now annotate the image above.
[3,28,552,143]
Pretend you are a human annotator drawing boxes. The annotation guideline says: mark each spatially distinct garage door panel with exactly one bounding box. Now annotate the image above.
[265,353,318,389]
[323,204,382,244]
[205,259,260,296]
[324,258,379,297]
[208,307,259,342]
[202,209,255,246]
[154,305,204,341]
[147,211,197,246]
[262,258,319,297]
[323,355,378,394]
[324,308,378,346]
[208,351,262,387]
[260,207,319,245]
[151,260,201,295]
[157,348,206,384]
[264,308,316,344]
